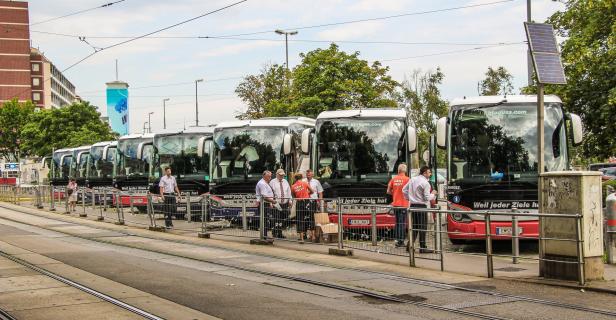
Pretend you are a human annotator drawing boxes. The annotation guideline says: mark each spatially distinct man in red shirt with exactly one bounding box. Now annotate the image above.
[387,163,410,247]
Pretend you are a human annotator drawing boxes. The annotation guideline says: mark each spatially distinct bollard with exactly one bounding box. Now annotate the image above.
[129,192,134,214]
[436,207,444,271]
[13,187,18,205]
[511,207,519,264]
[337,198,343,250]
[575,215,585,286]
[242,194,248,231]
[103,189,108,211]
[408,209,415,267]
[485,212,494,278]
[259,200,266,240]
[115,192,125,225]
[97,190,104,221]
[186,195,192,222]
[36,187,43,209]
[50,186,56,211]
[371,205,377,246]
[198,195,210,238]
[80,189,87,217]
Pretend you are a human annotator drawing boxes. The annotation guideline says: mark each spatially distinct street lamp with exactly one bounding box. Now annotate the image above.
[148,112,154,133]
[143,122,148,134]
[163,98,170,129]
[195,78,204,127]
[274,29,298,72]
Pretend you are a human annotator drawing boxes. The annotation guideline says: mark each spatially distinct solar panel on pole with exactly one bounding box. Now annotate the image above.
[524,22,567,85]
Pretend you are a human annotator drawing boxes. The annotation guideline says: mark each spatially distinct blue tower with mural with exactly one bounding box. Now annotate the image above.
[105,81,129,135]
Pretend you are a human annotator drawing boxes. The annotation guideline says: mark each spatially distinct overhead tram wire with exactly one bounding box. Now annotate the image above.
[380,42,526,62]
[30,0,128,26]
[10,0,249,99]
[76,76,245,95]
[29,0,516,41]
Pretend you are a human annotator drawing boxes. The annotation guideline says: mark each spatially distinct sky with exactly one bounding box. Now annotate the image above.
[26,0,565,134]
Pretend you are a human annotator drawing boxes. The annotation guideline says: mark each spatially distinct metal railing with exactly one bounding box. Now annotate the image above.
[0,187,597,285]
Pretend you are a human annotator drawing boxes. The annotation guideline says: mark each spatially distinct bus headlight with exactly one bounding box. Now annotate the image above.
[451,212,472,222]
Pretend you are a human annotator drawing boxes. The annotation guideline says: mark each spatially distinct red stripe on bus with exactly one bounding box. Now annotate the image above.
[608,220,616,227]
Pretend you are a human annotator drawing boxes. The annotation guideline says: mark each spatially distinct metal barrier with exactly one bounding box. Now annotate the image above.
[0,186,593,285]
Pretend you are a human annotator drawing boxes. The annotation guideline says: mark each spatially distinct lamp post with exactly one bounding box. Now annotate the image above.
[274,29,298,72]
[142,122,148,134]
[163,98,170,129]
[195,79,203,126]
[148,112,154,133]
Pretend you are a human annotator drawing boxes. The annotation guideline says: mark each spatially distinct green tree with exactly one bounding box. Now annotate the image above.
[522,1,615,160]
[234,63,289,119]
[0,99,36,161]
[478,66,513,96]
[291,44,398,117]
[21,101,117,156]
[398,68,449,166]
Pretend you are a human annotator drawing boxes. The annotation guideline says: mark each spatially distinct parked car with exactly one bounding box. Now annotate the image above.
[600,167,616,181]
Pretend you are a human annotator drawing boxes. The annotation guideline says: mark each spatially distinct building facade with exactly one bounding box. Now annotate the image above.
[0,0,76,109]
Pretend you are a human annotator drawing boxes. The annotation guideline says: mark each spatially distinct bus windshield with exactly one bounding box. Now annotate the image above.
[117,139,153,177]
[154,133,210,178]
[316,118,405,181]
[87,146,115,179]
[449,103,568,184]
[52,151,72,179]
[212,127,285,180]
[70,150,89,179]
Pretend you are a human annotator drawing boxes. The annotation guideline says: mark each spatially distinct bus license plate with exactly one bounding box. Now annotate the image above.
[496,227,522,236]
[349,219,370,225]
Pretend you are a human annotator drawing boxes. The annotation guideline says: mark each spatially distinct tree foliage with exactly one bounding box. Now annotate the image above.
[523,1,616,160]
[0,99,36,161]
[235,44,399,119]
[20,101,117,156]
[478,66,513,96]
[234,63,289,120]
[397,68,449,166]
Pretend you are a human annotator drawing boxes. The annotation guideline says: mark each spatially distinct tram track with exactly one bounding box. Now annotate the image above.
[1,203,615,319]
[0,249,165,320]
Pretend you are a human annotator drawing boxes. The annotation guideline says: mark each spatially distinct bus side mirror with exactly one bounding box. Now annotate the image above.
[76,151,88,164]
[570,113,583,146]
[436,117,447,149]
[137,142,147,160]
[197,137,212,157]
[102,146,110,161]
[301,128,312,154]
[283,133,293,155]
[407,126,417,153]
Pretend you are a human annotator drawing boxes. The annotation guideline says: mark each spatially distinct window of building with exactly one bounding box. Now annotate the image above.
[33,92,41,101]
[32,78,40,86]
[31,63,40,72]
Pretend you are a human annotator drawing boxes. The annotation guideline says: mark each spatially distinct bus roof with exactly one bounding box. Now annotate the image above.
[317,108,407,120]
[53,148,73,154]
[183,125,215,134]
[72,145,91,152]
[91,141,117,148]
[450,95,562,106]
[216,117,315,129]
[118,133,155,141]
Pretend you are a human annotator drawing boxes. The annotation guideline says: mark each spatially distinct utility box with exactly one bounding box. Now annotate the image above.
[540,171,604,281]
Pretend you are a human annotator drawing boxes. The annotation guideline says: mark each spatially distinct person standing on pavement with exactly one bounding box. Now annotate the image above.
[292,172,314,243]
[269,168,292,238]
[159,167,180,229]
[67,178,78,212]
[304,169,323,241]
[403,166,437,253]
[387,163,410,248]
[255,170,278,238]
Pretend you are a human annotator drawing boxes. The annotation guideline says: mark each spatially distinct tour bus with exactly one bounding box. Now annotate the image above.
[85,141,117,203]
[50,148,74,198]
[300,109,417,232]
[208,117,315,223]
[113,133,155,210]
[148,126,214,217]
[68,145,92,202]
[435,95,583,243]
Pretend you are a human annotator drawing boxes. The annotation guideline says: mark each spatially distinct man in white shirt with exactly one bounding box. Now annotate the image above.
[304,169,324,200]
[304,169,324,241]
[255,170,278,238]
[269,168,291,238]
[159,167,180,228]
[403,166,437,253]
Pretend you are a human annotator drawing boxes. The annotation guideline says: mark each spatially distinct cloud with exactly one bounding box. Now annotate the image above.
[317,21,384,40]
[197,40,278,58]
